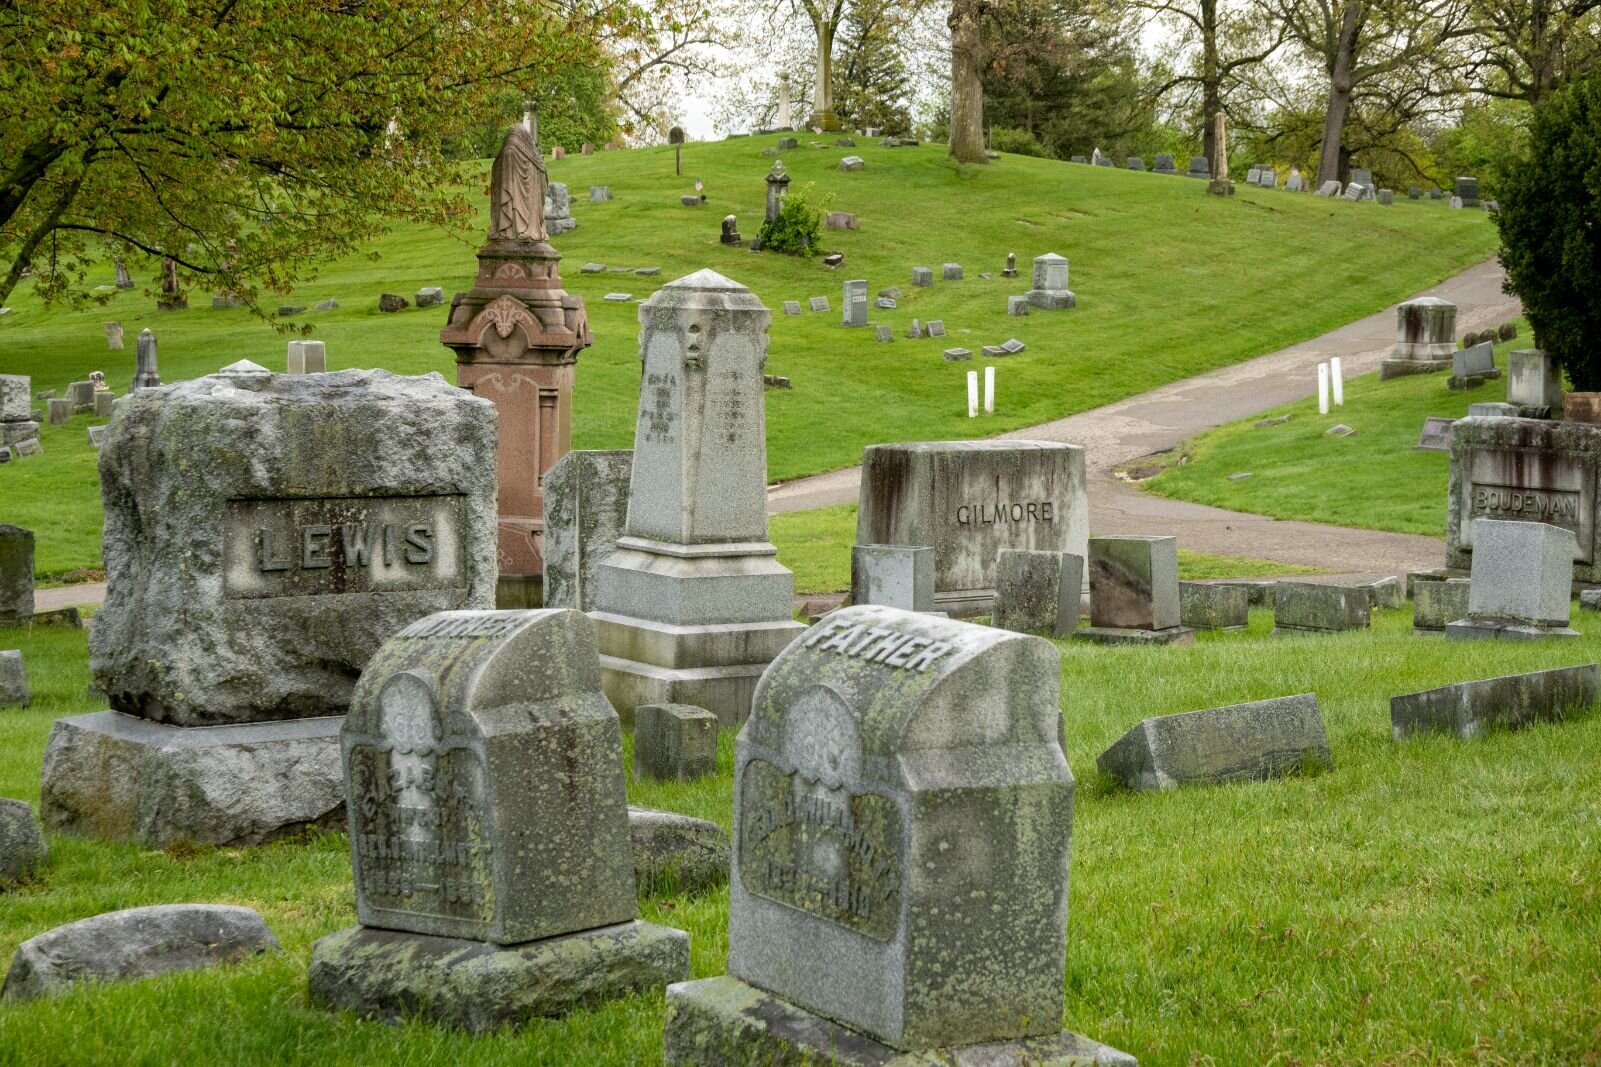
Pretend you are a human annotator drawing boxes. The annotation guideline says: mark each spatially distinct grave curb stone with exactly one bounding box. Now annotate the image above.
[1413,578,1470,632]
[634,703,718,782]
[629,806,730,895]
[1097,693,1331,791]
[1271,582,1371,634]
[993,550,1082,637]
[1391,663,1598,739]
[0,797,46,885]
[1178,581,1249,631]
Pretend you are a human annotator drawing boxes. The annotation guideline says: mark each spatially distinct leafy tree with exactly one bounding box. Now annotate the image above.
[1495,66,1601,389]
[834,2,915,132]
[0,1,606,313]
[1466,0,1601,107]
[757,181,831,254]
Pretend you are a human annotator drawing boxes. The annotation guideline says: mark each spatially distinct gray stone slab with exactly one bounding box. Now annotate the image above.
[809,296,830,312]
[47,398,69,425]
[629,806,730,894]
[843,279,869,327]
[0,649,27,708]
[589,186,612,202]
[1582,588,1601,612]
[1391,663,1598,739]
[0,798,46,886]
[875,324,893,343]
[542,450,633,612]
[0,525,33,623]
[0,375,30,422]
[941,263,962,280]
[1507,349,1562,409]
[1453,341,1497,381]
[1088,535,1179,631]
[1463,518,1574,627]
[851,544,934,612]
[1098,694,1331,791]
[1076,624,1194,646]
[1178,581,1248,631]
[1001,338,1025,354]
[309,920,688,1032]
[941,347,971,362]
[1413,578,1470,631]
[911,267,932,287]
[635,703,718,782]
[1272,582,1370,633]
[1007,295,1029,316]
[1416,416,1456,451]
[838,155,865,171]
[603,292,633,302]
[1362,576,1404,610]
[857,441,1088,617]
[925,320,945,337]
[2,904,277,1002]
[286,339,326,374]
[993,549,1082,637]
[783,300,802,316]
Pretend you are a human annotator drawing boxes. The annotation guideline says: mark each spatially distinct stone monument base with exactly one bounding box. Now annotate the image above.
[1443,617,1579,642]
[1379,358,1453,380]
[310,921,689,1033]
[1026,289,1077,310]
[1074,625,1195,646]
[40,711,343,846]
[664,976,1137,1067]
[1206,179,1235,197]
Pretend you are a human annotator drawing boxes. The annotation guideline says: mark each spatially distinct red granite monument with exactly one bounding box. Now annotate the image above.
[441,123,592,606]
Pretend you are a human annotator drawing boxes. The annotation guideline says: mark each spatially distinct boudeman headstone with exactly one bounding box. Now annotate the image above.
[1098,694,1330,792]
[1445,518,1577,641]
[809,295,830,312]
[1454,176,1480,208]
[993,549,1082,637]
[1446,419,1601,580]
[634,702,718,782]
[1026,252,1075,310]
[850,544,934,612]
[1153,153,1177,174]
[3,904,276,1002]
[0,649,27,708]
[1007,295,1029,316]
[842,279,868,327]
[1415,416,1456,452]
[911,266,932,287]
[857,441,1088,616]
[941,263,962,281]
[307,608,688,1029]
[1507,349,1562,409]
[588,271,806,728]
[40,368,497,846]
[1391,663,1597,740]
[1381,297,1456,379]
[1079,535,1191,644]
[1178,581,1249,631]
[541,450,633,612]
[0,525,33,625]
[1413,577,1470,632]
[286,339,326,375]
[664,606,1133,1066]
[0,798,46,885]
[1271,582,1370,634]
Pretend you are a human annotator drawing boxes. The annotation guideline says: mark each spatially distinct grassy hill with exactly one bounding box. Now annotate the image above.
[0,135,1499,577]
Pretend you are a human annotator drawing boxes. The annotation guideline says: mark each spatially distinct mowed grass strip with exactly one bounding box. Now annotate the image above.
[0,138,1497,578]
[1145,324,1530,536]
[2,607,1597,1064]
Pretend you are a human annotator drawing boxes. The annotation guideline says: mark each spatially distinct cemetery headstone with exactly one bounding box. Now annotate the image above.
[825,211,858,230]
[307,608,689,1029]
[544,181,576,235]
[1099,694,1330,791]
[1449,196,1463,209]
[1391,664,1597,740]
[1449,341,1498,389]
[87,426,106,448]
[1415,416,1456,452]
[1408,186,1421,198]
[1381,297,1456,379]
[875,324,893,343]
[1187,155,1210,179]
[875,296,896,309]
[1078,535,1192,644]
[663,605,1133,1066]
[0,526,32,626]
[941,347,972,361]
[541,449,633,611]
[39,367,497,846]
[581,143,594,155]
[47,399,70,425]
[1285,172,1304,192]
[1377,188,1394,205]
[1127,156,1145,170]
[1001,338,1025,354]
[942,263,962,281]
[1315,180,1341,197]
[1341,182,1365,202]
[764,161,791,223]
[157,257,187,311]
[993,549,1082,636]
[634,703,717,782]
[1007,295,1029,316]
[286,340,326,375]
[103,322,123,351]
[911,266,933,287]
[114,258,133,289]
[1272,582,1371,634]
[843,279,869,327]
[783,300,802,316]
[0,798,45,885]
[1507,349,1562,410]
[850,544,934,612]
[603,293,633,302]
[589,186,612,202]
[809,295,830,312]
[415,286,445,308]
[1153,153,1177,174]
[857,442,1088,616]
[777,137,798,149]
[1467,402,1518,417]
[93,392,114,419]
[838,155,865,171]
[378,293,408,312]
[1454,176,1480,207]
[68,380,95,414]
[1026,252,1076,310]
[1413,577,1470,632]
[0,650,25,708]
[588,271,806,728]
[907,318,924,338]
[131,330,160,390]
[1178,581,1249,631]
[1446,518,1577,640]
[720,215,742,245]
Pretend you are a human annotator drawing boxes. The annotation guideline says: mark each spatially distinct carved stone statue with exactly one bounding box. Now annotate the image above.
[489,125,547,243]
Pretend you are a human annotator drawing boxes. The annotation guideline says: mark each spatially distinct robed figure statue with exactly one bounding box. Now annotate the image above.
[489,125,547,242]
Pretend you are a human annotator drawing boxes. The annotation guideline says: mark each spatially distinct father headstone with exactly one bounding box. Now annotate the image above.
[307,608,689,1030]
[850,545,934,612]
[857,441,1088,616]
[663,606,1133,1066]
[1078,535,1192,644]
[842,279,868,327]
[1098,694,1331,791]
[1381,297,1456,379]
[993,549,1082,637]
[588,271,806,728]
[1446,518,1577,641]
[40,366,498,846]
[1026,253,1075,310]
[541,449,633,612]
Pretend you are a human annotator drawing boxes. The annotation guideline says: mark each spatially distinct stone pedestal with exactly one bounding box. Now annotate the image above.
[1206,179,1235,197]
[1078,535,1193,645]
[1445,518,1577,641]
[1381,297,1456,379]
[1508,349,1562,410]
[591,271,804,728]
[1025,253,1076,310]
[440,126,592,608]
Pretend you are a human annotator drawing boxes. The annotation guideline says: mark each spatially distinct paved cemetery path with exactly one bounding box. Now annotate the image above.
[766,257,1523,581]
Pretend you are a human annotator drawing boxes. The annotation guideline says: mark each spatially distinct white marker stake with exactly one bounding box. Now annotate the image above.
[983,366,995,413]
[967,371,979,418]
[1317,362,1330,415]
[1331,357,1344,405]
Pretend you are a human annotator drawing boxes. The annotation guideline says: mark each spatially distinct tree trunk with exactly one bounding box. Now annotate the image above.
[1201,0,1220,175]
[949,0,987,163]
[1316,1,1362,187]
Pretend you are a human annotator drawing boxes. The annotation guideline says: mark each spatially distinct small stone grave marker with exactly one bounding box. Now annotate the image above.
[635,703,717,782]
[1272,582,1370,634]
[926,319,945,337]
[808,295,829,313]
[1098,694,1331,791]
[783,300,802,316]
[1392,664,1597,739]
[1415,416,1456,451]
[993,550,1081,636]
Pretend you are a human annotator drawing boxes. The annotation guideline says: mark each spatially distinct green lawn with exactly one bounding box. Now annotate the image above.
[1,137,1498,579]
[1145,325,1532,536]
[3,609,1598,1064]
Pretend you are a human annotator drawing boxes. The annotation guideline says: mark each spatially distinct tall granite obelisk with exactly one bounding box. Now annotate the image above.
[441,123,592,607]
[589,271,805,728]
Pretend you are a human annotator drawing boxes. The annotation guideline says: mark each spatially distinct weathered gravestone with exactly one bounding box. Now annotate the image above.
[1391,663,1597,740]
[94,392,115,419]
[1449,341,1498,389]
[588,271,806,728]
[635,702,718,782]
[1127,156,1145,171]
[1445,518,1577,641]
[589,186,612,202]
[1026,253,1076,310]
[875,324,893,343]
[850,545,934,613]
[68,380,95,414]
[0,798,46,886]
[1447,419,1601,580]
[0,375,37,445]
[1507,349,1562,411]
[1377,188,1394,205]
[1413,577,1470,632]
[925,319,946,338]
[1007,295,1030,316]
[1153,153,1177,174]
[993,549,1082,637]
[46,399,70,426]
[1454,176,1480,208]
[1187,155,1210,179]
[911,267,932,287]
[40,367,497,846]
[104,322,123,351]
[1315,180,1341,197]
[1381,297,1456,379]
[544,181,577,236]
[942,263,962,281]
[541,449,633,612]
[842,279,868,327]
[1079,535,1192,645]
[1178,581,1249,631]
[306,608,689,1030]
[663,606,1135,1066]
[782,300,802,316]
[1098,694,1331,792]
[286,340,326,375]
[1468,402,1519,417]
[0,649,27,708]
[1272,582,1370,634]
[809,295,830,313]
[1415,416,1456,452]
[0,526,33,626]
[857,441,1088,616]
